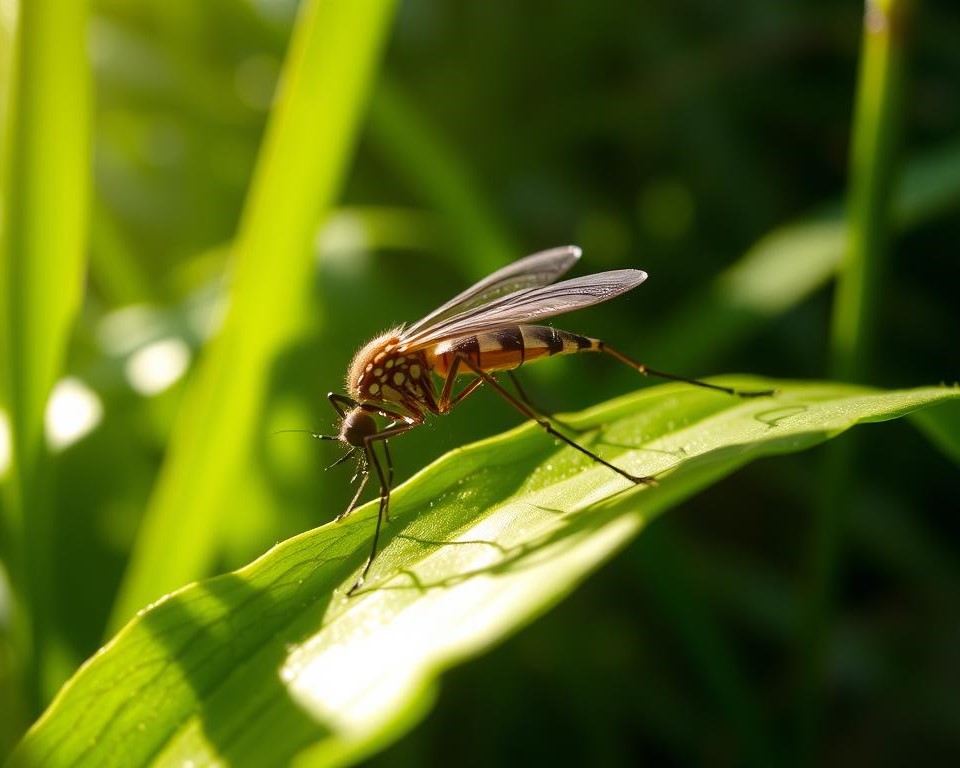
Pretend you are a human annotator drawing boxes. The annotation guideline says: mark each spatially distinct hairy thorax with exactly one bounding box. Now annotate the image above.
[346,329,436,417]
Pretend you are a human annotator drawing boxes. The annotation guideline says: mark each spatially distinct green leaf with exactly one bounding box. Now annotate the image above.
[10,380,958,767]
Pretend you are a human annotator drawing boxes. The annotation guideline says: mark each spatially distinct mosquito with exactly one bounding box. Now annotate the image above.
[316,245,773,594]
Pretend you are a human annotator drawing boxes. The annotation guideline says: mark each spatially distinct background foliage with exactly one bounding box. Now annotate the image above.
[1,0,958,765]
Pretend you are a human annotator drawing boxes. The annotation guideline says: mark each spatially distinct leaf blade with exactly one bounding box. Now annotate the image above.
[11,380,959,768]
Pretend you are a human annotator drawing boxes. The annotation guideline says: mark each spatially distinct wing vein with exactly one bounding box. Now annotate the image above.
[401,268,648,349]
[401,245,582,338]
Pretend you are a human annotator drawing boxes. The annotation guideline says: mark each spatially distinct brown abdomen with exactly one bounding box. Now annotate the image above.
[428,325,597,376]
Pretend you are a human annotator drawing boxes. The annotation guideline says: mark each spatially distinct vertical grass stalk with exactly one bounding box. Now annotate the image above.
[108,0,397,630]
[0,0,91,719]
[830,0,907,380]
[797,0,908,758]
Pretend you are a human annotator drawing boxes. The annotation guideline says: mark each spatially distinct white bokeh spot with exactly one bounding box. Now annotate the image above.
[45,378,103,450]
[125,338,191,396]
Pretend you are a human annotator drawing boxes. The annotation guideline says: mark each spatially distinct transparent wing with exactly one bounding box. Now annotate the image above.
[401,245,582,338]
[401,269,648,349]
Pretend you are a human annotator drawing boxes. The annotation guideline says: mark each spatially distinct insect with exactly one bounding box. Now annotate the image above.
[316,245,773,594]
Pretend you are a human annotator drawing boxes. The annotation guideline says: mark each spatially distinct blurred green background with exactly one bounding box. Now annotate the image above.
[2,0,959,765]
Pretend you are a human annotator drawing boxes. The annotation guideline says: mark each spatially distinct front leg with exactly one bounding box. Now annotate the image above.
[336,466,370,521]
[346,422,415,595]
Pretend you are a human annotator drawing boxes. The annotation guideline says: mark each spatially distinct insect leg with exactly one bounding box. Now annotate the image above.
[347,443,387,595]
[358,401,416,423]
[448,378,485,410]
[384,437,394,490]
[599,343,776,398]
[457,355,656,485]
[346,423,415,595]
[506,370,584,434]
[437,356,485,413]
[336,461,370,521]
[328,392,358,416]
[382,437,396,523]
[326,447,357,471]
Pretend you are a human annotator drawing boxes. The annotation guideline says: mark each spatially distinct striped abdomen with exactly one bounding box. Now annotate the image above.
[427,325,599,377]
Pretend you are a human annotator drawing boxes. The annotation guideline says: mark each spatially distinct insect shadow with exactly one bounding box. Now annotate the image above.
[356,484,647,596]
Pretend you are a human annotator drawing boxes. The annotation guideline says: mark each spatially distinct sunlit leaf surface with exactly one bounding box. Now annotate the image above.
[10,380,958,767]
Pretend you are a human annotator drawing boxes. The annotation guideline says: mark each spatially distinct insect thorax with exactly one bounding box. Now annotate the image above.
[347,330,434,413]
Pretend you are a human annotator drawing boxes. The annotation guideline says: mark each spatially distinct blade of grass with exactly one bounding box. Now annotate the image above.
[0,0,90,715]
[830,0,905,383]
[9,380,958,768]
[797,0,908,757]
[108,0,397,630]
[0,0,16,130]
